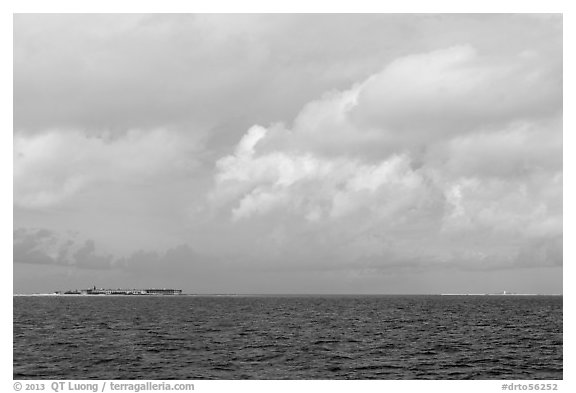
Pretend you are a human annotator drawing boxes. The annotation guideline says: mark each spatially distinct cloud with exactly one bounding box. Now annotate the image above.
[432,120,562,179]
[13,228,210,273]
[13,14,420,134]
[13,15,562,293]
[14,15,561,143]
[250,45,561,161]
[209,45,562,270]
[212,124,431,222]
[14,228,114,269]
[351,46,561,136]
[14,129,200,208]
[13,228,233,293]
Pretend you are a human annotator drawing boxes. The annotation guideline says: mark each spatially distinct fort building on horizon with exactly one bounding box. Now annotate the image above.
[56,286,182,295]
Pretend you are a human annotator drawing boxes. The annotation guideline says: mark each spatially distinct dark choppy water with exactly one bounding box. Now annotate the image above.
[13,295,562,379]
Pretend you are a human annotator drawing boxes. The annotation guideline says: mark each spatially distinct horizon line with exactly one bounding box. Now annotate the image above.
[12,292,564,296]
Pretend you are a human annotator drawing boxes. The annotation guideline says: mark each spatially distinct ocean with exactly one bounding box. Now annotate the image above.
[13,295,562,379]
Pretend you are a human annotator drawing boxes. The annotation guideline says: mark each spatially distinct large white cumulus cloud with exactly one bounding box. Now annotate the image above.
[213,129,428,223]
[210,46,562,270]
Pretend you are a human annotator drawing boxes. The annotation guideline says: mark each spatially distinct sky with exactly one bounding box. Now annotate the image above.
[13,14,563,294]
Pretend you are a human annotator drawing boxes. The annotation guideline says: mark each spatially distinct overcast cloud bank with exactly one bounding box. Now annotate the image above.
[13,14,562,293]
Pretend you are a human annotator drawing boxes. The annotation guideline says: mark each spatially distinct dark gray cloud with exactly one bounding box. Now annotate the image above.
[14,228,114,269]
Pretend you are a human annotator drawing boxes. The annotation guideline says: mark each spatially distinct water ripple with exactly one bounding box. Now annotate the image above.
[13,295,562,379]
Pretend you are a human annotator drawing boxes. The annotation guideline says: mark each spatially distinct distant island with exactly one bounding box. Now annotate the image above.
[55,286,182,295]
[440,291,542,296]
